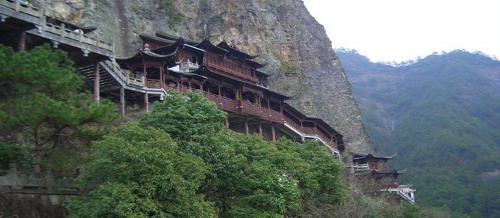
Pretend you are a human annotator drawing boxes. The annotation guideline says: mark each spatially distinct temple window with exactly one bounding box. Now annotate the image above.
[146,67,160,79]
[269,101,281,112]
[242,92,256,103]
[166,79,177,88]
[302,121,315,128]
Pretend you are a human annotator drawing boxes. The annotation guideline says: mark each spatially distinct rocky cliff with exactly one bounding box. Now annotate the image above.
[35,0,373,153]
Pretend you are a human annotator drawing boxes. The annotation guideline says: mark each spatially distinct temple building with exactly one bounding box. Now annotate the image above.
[113,32,345,156]
[350,152,416,204]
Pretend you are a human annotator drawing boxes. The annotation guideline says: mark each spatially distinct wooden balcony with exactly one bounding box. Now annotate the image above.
[221,97,239,113]
[145,81,284,123]
[284,116,302,132]
[240,100,262,117]
[145,79,161,89]
[206,61,259,83]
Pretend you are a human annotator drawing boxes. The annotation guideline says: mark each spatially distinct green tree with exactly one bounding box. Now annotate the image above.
[0,44,118,172]
[139,91,346,217]
[67,124,215,217]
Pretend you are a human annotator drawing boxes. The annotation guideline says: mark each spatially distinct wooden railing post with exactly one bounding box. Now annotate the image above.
[15,0,20,11]
[60,23,65,39]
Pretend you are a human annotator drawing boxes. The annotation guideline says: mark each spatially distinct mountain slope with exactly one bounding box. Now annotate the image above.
[338,49,500,217]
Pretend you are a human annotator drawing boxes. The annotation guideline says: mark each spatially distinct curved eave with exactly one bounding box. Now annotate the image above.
[168,68,207,79]
[217,40,258,59]
[140,34,177,46]
[116,49,177,66]
[155,31,200,45]
[245,59,266,69]
[196,39,228,54]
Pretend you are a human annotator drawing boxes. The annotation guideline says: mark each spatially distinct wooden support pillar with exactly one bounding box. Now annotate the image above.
[271,123,276,141]
[144,92,149,112]
[18,31,26,51]
[159,66,164,89]
[258,120,263,137]
[225,118,229,128]
[143,64,147,88]
[218,84,222,97]
[244,118,249,135]
[119,86,125,118]
[93,63,100,103]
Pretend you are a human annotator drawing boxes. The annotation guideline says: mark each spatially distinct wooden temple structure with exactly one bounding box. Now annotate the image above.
[114,32,345,155]
[350,152,416,204]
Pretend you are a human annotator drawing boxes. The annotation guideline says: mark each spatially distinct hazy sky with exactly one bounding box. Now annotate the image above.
[303,0,500,62]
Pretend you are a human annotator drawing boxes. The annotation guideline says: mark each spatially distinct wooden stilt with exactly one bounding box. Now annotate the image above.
[244,118,249,135]
[18,31,26,51]
[271,123,276,141]
[144,92,149,112]
[225,119,229,128]
[120,86,125,118]
[93,63,100,103]
[258,120,263,137]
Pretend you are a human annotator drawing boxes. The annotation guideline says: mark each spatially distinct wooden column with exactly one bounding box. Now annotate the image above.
[271,123,276,141]
[93,63,100,103]
[244,118,249,135]
[18,31,26,51]
[159,66,164,89]
[144,92,149,112]
[218,84,222,97]
[225,118,229,128]
[143,65,147,88]
[258,120,263,137]
[119,86,125,118]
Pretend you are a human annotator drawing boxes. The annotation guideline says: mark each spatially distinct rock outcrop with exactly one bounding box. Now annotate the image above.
[35,0,373,153]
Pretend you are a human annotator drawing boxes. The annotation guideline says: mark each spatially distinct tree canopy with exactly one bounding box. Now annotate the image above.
[70,91,347,217]
[0,44,118,172]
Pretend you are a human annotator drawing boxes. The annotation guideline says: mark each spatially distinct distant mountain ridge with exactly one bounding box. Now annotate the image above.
[337,49,500,217]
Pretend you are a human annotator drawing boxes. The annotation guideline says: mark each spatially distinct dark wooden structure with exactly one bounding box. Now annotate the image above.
[117,33,345,155]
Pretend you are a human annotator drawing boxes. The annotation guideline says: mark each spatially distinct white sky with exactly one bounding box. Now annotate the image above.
[303,0,500,62]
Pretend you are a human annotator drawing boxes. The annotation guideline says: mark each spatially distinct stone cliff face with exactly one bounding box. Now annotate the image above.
[36,0,373,153]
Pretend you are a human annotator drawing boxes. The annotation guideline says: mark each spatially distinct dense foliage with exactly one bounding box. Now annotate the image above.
[338,49,500,217]
[0,44,118,173]
[70,91,346,217]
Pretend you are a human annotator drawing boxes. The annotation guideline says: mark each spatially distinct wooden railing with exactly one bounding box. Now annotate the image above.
[146,79,161,89]
[2,0,42,18]
[284,116,302,132]
[221,97,239,113]
[207,61,259,83]
[0,164,77,190]
[302,126,317,135]
[0,0,114,54]
[43,23,113,52]
[240,100,261,117]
